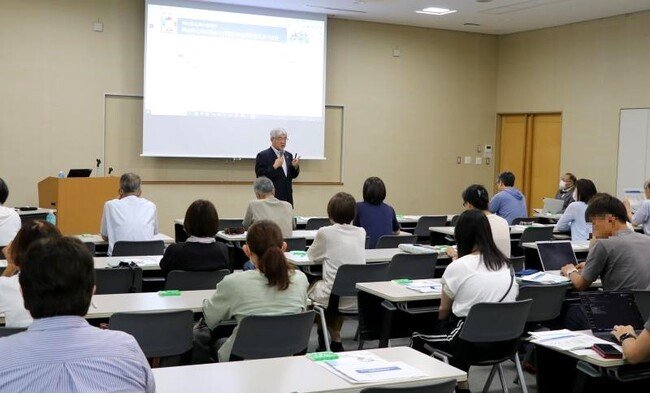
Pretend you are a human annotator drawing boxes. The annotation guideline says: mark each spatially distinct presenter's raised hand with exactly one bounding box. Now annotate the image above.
[292,155,300,168]
[273,155,284,169]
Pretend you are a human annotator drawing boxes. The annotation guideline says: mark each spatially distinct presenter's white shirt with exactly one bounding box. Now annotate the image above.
[441,253,518,318]
[487,213,511,258]
[100,196,159,255]
[271,146,287,176]
[0,206,21,246]
[0,275,33,327]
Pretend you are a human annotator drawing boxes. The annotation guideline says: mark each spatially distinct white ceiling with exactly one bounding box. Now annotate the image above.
[204,0,650,34]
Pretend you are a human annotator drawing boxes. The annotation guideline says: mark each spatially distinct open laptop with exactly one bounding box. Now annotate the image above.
[537,241,578,272]
[67,169,92,177]
[580,291,645,341]
[542,198,564,214]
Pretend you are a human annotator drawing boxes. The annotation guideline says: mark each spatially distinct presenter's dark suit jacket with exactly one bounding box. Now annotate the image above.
[255,147,300,206]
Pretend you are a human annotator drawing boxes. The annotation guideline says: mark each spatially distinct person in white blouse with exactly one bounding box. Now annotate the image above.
[100,173,159,256]
[0,178,21,247]
[308,192,366,352]
[447,184,511,258]
[0,220,61,327]
[554,179,597,241]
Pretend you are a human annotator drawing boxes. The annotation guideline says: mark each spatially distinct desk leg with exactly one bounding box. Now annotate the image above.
[379,301,396,348]
[535,345,578,392]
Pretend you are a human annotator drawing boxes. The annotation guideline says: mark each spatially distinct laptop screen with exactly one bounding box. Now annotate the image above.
[537,241,578,271]
[580,292,645,333]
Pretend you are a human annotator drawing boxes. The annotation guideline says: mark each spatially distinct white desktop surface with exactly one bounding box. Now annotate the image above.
[152,346,466,393]
[87,290,212,319]
[216,229,317,242]
[356,280,442,302]
[74,233,174,245]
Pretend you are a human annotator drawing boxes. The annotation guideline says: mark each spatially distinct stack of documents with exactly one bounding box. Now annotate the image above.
[520,272,570,284]
[404,279,442,293]
[529,330,616,354]
[107,258,160,268]
[317,351,427,383]
[398,244,437,254]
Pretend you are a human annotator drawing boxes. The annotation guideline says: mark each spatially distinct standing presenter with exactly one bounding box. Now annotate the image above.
[255,128,300,206]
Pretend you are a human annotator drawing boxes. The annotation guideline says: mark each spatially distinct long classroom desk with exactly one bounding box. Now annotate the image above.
[285,248,448,266]
[152,346,466,393]
[75,233,175,246]
[521,240,590,271]
[87,289,212,319]
[14,207,51,224]
[216,229,317,243]
[0,255,163,271]
[429,223,557,237]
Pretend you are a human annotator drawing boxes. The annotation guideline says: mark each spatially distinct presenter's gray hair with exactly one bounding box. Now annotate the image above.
[253,177,275,195]
[120,172,141,194]
[270,127,287,139]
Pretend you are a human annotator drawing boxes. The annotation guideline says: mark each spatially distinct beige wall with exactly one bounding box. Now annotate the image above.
[496,11,650,194]
[0,1,498,235]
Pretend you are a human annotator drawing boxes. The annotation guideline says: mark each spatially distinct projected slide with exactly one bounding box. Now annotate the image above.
[143,0,326,159]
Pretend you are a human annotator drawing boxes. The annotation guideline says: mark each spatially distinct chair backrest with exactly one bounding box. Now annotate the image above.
[450,215,460,226]
[387,253,438,280]
[284,237,306,252]
[510,256,525,272]
[165,269,230,291]
[517,283,570,323]
[0,327,27,338]
[109,310,194,358]
[230,311,315,360]
[95,267,143,294]
[633,290,650,321]
[518,226,554,247]
[112,240,164,257]
[219,219,244,231]
[376,235,417,249]
[360,379,457,393]
[306,217,331,230]
[331,263,389,298]
[414,216,448,237]
[459,300,532,342]
[512,217,540,225]
[83,242,96,256]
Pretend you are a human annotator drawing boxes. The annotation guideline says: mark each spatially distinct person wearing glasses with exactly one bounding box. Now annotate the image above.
[255,128,300,206]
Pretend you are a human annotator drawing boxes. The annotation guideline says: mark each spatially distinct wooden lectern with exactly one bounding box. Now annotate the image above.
[38,177,119,235]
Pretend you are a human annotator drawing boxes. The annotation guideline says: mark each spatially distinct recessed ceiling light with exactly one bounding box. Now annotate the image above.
[416,7,457,16]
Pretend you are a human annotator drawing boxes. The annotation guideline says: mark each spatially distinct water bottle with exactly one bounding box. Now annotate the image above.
[57,171,65,178]
[46,211,56,226]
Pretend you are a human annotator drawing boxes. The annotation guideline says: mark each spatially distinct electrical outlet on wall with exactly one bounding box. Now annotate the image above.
[475,157,482,165]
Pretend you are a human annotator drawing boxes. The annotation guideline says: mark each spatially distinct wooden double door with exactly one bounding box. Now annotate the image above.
[496,113,562,215]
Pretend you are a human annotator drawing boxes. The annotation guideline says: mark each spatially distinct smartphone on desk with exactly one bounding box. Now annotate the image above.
[592,343,623,359]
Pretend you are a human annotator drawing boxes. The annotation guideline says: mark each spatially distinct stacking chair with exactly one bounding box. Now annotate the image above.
[109,310,194,367]
[510,256,525,272]
[83,242,96,256]
[284,237,307,252]
[387,253,437,280]
[306,217,331,230]
[376,235,417,249]
[633,290,650,321]
[0,327,27,338]
[95,266,143,294]
[414,216,448,244]
[164,269,230,291]
[512,227,554,257]
[314,263,389,351]
[229,311,315,361]
[427,300,533,393]
[112,240,164,256]
[361,379,457,393]
[518,283,570,326]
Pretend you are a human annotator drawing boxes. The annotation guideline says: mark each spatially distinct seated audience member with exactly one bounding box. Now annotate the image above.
[0,178,21,247]
[447,184,510,258]
[202,220,308,362]
[417,209,516,386]
[0,237,154,392]
[556,172,577,211]
[100,172,158,255]
[353,177,400,248]
[242,176,294,238]
[159,199,230,277]
[612,319,650,364]
[554,178,597,241]
[0,220,61,328]
[560,193,650,292]
[624,180,650,235]
[308,192,366,352]
[489,171,527,225]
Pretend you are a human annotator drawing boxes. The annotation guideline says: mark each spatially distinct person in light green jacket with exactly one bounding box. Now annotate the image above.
[203,220,309,362]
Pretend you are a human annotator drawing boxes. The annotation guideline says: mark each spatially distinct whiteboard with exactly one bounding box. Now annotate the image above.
[617,109,650,197]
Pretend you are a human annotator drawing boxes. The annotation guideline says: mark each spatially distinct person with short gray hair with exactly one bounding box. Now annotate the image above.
[100,172,158,255]
[254,128,300,206]
[243,177,294,238]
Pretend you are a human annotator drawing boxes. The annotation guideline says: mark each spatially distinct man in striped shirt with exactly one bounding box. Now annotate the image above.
[0,237,155,392]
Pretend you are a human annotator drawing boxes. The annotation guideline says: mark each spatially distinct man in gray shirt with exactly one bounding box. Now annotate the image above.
[561,194,650,329]
[243,177,294,238]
